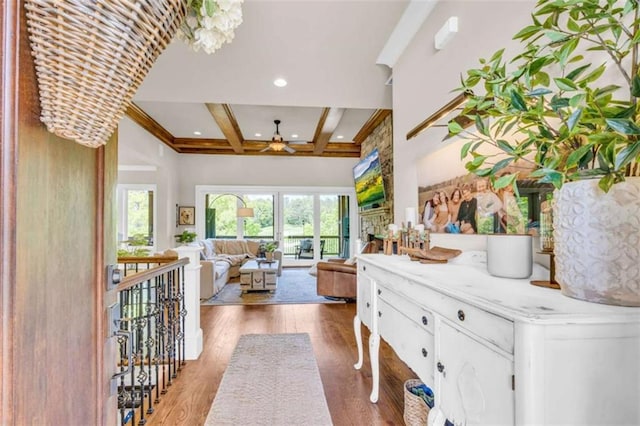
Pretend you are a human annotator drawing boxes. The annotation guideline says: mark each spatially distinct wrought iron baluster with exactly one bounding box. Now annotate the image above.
[153,275,162,405]
[113,256,188,425]
[177,267,186,369]
[165,269,174,388]
[159,272,168,396]
[144,277,155,416]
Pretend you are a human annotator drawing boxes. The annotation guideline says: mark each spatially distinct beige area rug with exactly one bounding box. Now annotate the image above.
[201,268,344,305]
[204,333,333,426]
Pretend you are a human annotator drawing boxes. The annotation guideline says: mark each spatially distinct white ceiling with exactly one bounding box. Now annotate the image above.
[132,0,410,146]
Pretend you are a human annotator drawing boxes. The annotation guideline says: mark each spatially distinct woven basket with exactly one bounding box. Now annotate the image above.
[24,0,186,147]
[403,379,430,426]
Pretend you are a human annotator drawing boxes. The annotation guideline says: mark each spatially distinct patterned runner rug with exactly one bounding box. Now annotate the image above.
[204,333,334,425]
[201,267,344,305]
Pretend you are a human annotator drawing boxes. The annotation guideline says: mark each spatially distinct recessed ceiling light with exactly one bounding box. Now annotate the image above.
[193,131,202,136]
[291,134,298,138]
[273,78,287,87]
[337,135,344,139]
[254,133,262,137]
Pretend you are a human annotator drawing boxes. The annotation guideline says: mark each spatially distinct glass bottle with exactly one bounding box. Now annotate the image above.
[539,193,554,252]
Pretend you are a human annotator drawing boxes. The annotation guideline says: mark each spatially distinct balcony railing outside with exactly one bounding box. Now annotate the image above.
[115,256,188,425]
[282,235,341,257]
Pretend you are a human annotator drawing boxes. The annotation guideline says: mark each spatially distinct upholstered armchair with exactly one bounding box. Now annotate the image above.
[316,241,378,300]
[317,259,357,300]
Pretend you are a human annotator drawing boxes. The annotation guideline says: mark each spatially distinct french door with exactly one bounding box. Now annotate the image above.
[281,194,316,260]
[280,193,350,261]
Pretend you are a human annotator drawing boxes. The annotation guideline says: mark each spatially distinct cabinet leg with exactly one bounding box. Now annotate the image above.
[369,333,380,403]
[353,315,363,370]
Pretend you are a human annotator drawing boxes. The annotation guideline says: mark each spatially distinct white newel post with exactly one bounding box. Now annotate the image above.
[173,245,203,360]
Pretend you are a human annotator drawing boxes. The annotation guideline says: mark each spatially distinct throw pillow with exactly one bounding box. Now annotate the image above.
[344,256,357,265]
[201,239,216,259]
[300,239,313,251]
[308,263,318,277]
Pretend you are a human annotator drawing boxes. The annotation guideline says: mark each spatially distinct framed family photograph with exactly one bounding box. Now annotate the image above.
[178,206,195,226]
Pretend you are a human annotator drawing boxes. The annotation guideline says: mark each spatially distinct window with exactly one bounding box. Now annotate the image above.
[205,193,275,239]
[117,185,156,250]
[205,194,238,238]
[243,194,274,239]
[196,185,357,260]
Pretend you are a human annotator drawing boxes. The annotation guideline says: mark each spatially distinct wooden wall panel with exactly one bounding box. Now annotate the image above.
[14,44,98,426]
[0,2,113,424]
[1,0,19,424]
[102,121,120,426]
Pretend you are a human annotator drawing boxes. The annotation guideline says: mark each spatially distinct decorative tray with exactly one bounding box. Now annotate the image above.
[399,246,462,263]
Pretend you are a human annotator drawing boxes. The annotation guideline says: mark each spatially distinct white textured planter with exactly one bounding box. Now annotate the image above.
[553,178,640,306]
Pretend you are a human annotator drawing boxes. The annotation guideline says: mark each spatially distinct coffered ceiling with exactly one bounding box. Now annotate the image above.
[126,0,409,158]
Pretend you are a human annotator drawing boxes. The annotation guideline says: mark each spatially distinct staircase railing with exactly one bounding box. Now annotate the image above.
[115,255,189,425]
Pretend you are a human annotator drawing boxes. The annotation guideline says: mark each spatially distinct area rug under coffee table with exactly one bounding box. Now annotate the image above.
[204,333,333,425]
[201,268,344,305]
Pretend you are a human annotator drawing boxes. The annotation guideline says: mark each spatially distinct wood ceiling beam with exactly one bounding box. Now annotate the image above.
[173,138,231,149]
[178,148,359,158]
[125,103,177,151]
[126,104,362,158]
[205,103,245,153]
[312,107,345,155]
[353,109,391,145]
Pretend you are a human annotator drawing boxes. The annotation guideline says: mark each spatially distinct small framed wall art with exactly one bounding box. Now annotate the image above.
[178,206,195,226]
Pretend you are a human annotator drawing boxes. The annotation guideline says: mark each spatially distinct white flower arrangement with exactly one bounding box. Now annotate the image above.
[177,0,243,54]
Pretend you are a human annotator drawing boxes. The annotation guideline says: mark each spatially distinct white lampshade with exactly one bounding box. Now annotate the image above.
[237,207,254,218]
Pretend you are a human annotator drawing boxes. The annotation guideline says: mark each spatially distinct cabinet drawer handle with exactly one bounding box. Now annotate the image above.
[366,302,370,308]
[378,311,382,317]
[457,309,465,321]
[378,289,382,295]
[363,265,366,271]
[437,362,445,373]
[421,348,428,358]
[421,316,428,326]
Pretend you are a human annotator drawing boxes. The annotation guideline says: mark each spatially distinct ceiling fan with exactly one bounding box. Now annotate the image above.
[260,119,307,153]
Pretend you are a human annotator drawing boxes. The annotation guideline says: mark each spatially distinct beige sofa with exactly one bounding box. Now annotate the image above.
[199,239,282,299]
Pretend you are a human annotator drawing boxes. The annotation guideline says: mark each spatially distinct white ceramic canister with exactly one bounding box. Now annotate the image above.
[486,234,532,279]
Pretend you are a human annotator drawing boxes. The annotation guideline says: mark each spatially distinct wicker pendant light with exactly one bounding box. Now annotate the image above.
[24,0,186,147]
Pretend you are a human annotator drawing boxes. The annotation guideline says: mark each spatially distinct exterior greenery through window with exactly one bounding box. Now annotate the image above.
[206,194,274,238]
[117,186,155,256]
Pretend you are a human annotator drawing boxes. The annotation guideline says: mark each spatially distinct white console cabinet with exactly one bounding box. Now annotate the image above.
[354,253,640,425]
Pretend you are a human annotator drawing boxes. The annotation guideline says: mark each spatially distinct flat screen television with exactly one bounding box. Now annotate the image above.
[353,148,386,208]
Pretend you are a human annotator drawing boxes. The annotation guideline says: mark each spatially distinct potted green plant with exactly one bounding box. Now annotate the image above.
[117,233,151,257]
[175,230,197,245]
[449,0,640,306]
[264,242,277,262]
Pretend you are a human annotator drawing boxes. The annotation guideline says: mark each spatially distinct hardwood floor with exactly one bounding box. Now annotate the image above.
[146,303,417,425]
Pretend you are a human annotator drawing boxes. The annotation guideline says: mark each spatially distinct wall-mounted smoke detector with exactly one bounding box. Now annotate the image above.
[434,17,458,50]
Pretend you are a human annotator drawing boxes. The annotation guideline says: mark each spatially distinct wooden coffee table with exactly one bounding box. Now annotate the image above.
[239,259,279,293]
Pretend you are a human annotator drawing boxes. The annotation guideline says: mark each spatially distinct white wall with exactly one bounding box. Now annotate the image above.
[118,117,180,250]
[391,1,536,219]
[118,118,358,248]
[176,154,357,205]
